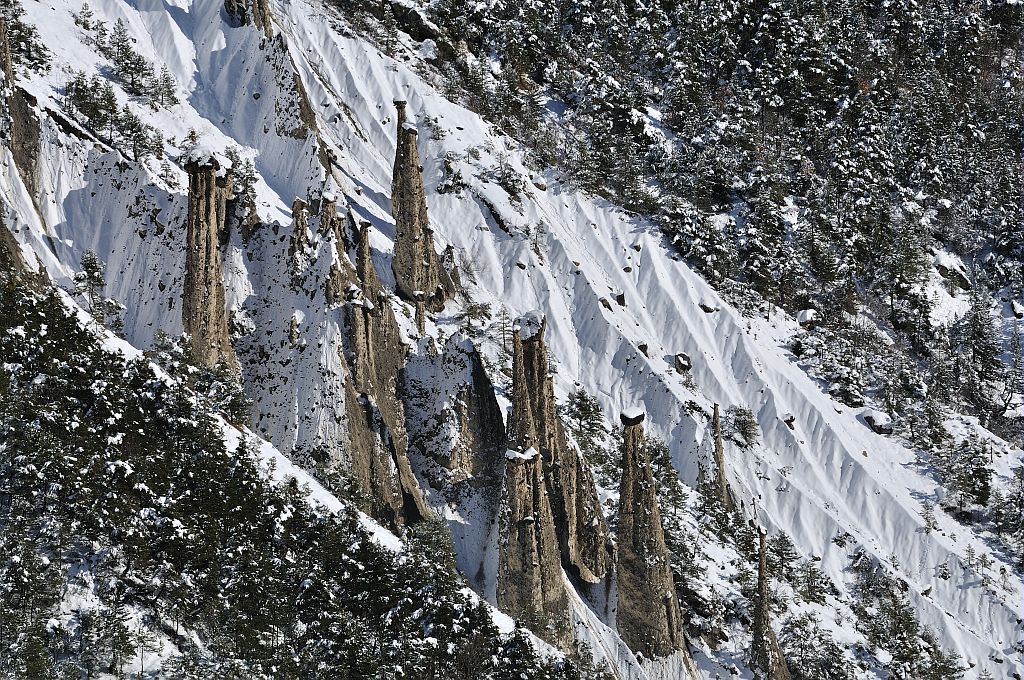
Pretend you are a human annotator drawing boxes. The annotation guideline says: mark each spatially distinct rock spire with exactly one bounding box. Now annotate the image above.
[496,326,569,646]
[341,219,430,527]
[615,410,691,662]
[390,100,454,311]
[513,314,609,584]
[182,157,238,371]
[750,522,792,680]
[713,403,737,513]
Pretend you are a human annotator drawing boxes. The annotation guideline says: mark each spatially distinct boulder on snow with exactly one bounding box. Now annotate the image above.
[933,250,971,291]
[783,413,796,430]
[674,352,692,373]
[863,408,893,435]
[513,311,544,340]
[699,301,719,313]
[797,308,818,328]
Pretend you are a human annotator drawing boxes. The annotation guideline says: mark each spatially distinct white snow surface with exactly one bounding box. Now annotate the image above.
[2,0,1021,676]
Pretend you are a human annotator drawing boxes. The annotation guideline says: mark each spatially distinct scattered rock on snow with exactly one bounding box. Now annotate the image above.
[863,409,893,435]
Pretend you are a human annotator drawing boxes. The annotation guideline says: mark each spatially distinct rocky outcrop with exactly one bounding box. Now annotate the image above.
[1,20,40,206]
[452,345,506,476]
[405,335,506,481]
[182,158,238,370]
[615,410,691,663]
[390,100,454,311]
[496,328,569,646]
[339,219,429,527]
[288,198,310,282]
[750,524,792,680]
[0,24,30,277]
[0,19,12,87]
[513,314,610,584]
[224,0,272,37]
[8,88,39,199]
[0,225,29,276]
[712,403,737,513]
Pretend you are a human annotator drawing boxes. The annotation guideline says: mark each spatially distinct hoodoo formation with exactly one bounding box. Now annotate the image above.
[514,313,610,585]
[713,403,737,513]
[341,220,429,527]
[496,324,569,645]
[750,523,792,680]
[182,156,238,371]
[615,408,697,675]
[2,1,1018,676]
[390,99,454,311]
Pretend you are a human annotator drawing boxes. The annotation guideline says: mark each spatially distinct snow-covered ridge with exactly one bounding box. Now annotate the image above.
[3,0,1021,675]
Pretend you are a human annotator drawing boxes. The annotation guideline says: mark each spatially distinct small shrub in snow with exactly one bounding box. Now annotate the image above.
[726,405,759,447]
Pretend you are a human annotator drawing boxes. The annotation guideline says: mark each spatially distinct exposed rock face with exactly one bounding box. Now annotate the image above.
[1,20,40,205]
[290,199,308,252]
[0,24,30,278]
[405,334,506,481]
[224,0,273,37]
[182,159,238,370]
[8,88,39,199]
[750,525,792,680]
[615,411,690,662]
[514,314,609,584]
[0,224,29,276]
[288,198,310,283]
[454,346,506,475]
[269,34,319,142]
[0,19,12,86]
[390,100,454,311]
[340,220,429,527]
[496,329,569,647]
[713,403,737,513]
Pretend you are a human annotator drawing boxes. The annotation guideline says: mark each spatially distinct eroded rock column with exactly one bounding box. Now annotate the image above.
[515,314,609,584]
[750,524,792,680]
[615,409,691,662]
[0,19,28,275]
[1,19,40,209]
[713,404,737,514]
[390,100,454,311]
[183,158,238,370]
[340,220,430,527]
[496,327,569,646]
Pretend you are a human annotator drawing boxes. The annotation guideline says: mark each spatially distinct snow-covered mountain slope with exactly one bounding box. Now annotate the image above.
[3,0,1022,676]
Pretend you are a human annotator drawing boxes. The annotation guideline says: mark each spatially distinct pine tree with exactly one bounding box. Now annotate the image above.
[73,250,123,332]
[779,612,851,680]
[768,532,800,582]
[159,159,180,189]
[920,501,937,534]
[74,250,105,315]
[152,65,179,107]
[954,279,1002,410]
[381,3,399,57]
[73,2,94,30]
[1002,320,1024,415]
[0,0,50,71]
